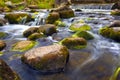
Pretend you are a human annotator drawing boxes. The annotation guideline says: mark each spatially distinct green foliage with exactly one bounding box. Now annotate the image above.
[0,0,5,7]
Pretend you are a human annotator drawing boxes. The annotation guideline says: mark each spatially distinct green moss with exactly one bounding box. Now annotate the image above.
[12,41,37,52]
[0,52,3,56]
[0,32,7,38]
[110,67,120,80]
[72,31,94,40]
[70,22,91,32]
[111,10,120,16]
[54,20,66,27]
[60,37,87,49]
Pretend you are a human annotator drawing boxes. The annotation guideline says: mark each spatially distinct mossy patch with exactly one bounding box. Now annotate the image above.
[69,22,91,32]
[12,40,37,52]
[72,31,94,40]
[0,32,7,39]
[28,33,44,40]
[59,37,87,49]
[54,20,66,27]
[0,52,3,56]
[99,26,120,42]
[111,10,120,16]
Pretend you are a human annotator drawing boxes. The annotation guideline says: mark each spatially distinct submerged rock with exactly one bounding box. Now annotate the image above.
[69,21,91,32]
[21,44,69,72]
[60,37,87,49]
[52,5,75,18]
[99,26,120,42]
[4,13,33,24]
[46,12,60,24]
[39,24,57,36]
[0,59,20,80]
[0,40,6,51]
[12,40,36,52]
[23,27,39,37]
[72,31,94,40]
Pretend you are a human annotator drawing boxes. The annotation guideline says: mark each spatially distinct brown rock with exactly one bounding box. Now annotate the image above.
[0,40,6,51]
[21,44,69,72]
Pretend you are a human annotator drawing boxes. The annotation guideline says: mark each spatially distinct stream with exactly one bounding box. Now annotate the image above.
[0,4,120,80]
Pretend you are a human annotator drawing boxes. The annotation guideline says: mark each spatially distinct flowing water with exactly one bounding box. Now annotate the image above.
[0,4,120,80]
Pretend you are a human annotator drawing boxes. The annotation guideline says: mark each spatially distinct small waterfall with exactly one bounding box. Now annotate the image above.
[72,4,113,10]
[30,10,49,26]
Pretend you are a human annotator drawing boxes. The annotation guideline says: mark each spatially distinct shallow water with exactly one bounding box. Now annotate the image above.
[0,8,120,80]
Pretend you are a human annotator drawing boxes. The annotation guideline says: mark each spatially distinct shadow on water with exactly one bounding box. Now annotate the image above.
[0,5,120,80]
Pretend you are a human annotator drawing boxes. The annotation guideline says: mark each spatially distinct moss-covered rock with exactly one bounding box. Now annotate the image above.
[72,31,94,40]
[111,9,120,16]
[4,12,33,24]
[54,20,66,27]
[23,27,39,37]
[12,40,36,52]
[0,59,20,80]
[69,21,91,32]
[99,26,120,42]
[21,44,69,72]
[0,32,8,39]
[46,12,60,24]
[0,40,6,51]
[28,32,44,40]
[38,24,57,36]
[60,37,87,49]
[52,5,74,18]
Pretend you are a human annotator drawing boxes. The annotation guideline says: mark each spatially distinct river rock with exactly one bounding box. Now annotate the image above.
[52,5,74,18]
[111,2,120,10]
[39,24,57,36]
[111,9,120,16]
[28,32,44,40]
[23,27,39,37]
[72,31,94,40]
[99,26,120,42]
[0,59,20,80]
[69,21,91,32]
[12,40,36,52]
[60,37,87,49]
[0,32,8,39]
[4,12,33,24]
[109,20,120,27]
[0,40,6,51]
[0,18,7,26]
[28,5,39,9]
[46,12,60,24]
[21,44,69,72]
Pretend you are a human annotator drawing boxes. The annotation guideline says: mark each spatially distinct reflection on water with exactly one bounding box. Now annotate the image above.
[0,8,120,80]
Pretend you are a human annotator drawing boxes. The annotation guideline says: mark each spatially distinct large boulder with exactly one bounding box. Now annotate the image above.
[60,37,87,49]
[46,12,60,24]
[38,24,57,36]
[99,26,120,42]
[52,5,75,18]
[69,21,91,32]
[21,44,69,72]
[72,31,94,40]
[12,40,36,52]
[0,59,20,80]
[0,40,6,51]
[4,12,33,24]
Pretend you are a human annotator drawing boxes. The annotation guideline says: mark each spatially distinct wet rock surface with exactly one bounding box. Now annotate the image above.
[0,59,20,80]
[21,44,69,72]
